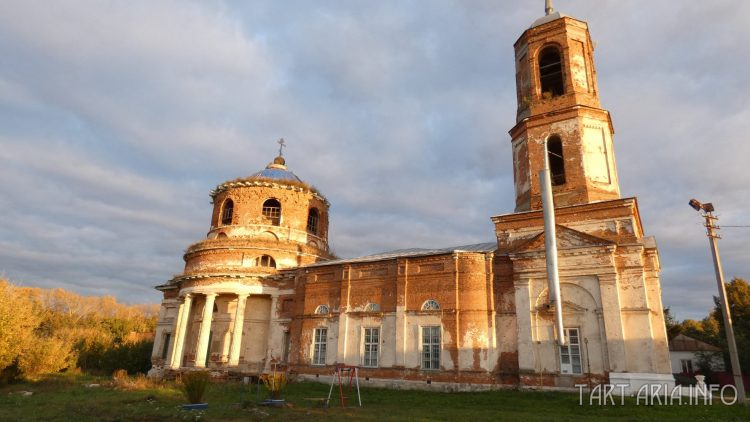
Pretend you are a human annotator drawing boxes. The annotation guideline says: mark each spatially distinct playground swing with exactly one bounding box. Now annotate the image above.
[326,364,362,408]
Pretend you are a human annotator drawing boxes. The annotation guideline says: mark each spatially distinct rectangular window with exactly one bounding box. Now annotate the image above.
[681,359,694,373]
[313,328,327,365]
[282,331,290,363]
[161,332,171,360]
[362,328,379,368]
[421,326,441,370]
[560,328,582,374]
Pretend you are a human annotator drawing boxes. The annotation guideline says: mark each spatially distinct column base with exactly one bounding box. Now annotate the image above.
[147,365,165,379]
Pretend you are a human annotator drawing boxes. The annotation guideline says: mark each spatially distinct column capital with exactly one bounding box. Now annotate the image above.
[205,292,218,298]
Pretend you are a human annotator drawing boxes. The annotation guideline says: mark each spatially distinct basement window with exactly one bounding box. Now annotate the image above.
[539,46,564,98]
[548,136,566,186]
[221,199,234,225]
[262,199,281,226]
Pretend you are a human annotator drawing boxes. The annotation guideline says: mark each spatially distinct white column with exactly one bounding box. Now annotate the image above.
[195,293,217,368]
[170,294,193,369]
[228,294,249,366]
[264,295,279,369]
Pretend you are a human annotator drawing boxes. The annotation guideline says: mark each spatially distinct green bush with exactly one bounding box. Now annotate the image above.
[180,371,211,404]
[100,340,154,375]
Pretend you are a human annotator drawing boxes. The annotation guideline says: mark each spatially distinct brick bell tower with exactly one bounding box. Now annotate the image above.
[492,2,674,392]
[511,3,620,212]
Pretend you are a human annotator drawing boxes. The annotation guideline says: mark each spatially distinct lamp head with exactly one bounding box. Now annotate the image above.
[688,199,715,213]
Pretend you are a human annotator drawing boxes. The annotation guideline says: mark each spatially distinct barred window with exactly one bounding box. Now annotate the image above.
[262,199,281,226]
[421,326,441,370]
[314,305,329,315]
[313,327,327,365]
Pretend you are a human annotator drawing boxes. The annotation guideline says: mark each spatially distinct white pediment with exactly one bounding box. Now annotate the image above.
[510,225,613,254]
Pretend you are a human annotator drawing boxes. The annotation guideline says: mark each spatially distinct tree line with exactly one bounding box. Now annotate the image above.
[0,279,157,384]
[665,277,750,378]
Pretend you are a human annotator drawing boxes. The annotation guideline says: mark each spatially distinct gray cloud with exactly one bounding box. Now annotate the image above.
[0,1,747,320]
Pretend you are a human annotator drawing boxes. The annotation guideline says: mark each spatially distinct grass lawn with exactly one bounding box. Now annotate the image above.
[1,374,749,421]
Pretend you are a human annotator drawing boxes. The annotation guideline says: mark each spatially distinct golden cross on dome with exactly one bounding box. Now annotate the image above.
[277,138,286,156]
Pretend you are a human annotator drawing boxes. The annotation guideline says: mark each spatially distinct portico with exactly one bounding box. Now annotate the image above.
[163,287,276,371]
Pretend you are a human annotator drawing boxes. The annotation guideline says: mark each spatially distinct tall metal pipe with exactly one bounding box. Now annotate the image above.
[540,139,565,346]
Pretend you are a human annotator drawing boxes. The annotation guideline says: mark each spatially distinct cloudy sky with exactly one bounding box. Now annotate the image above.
[0,1,748,320]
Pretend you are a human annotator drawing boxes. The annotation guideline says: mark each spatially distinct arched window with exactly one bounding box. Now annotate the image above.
[364,303,380,312]
[217,232,228,239]
[262,199,281,226]
[314,305,330,315]
[256,255,276,268]
[422,299,440,311]
[539,46,564,98]
[221,199,233,225]
[548,136,566,186]
[307,208,319,235]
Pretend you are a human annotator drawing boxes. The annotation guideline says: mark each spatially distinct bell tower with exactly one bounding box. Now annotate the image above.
[510,3,620,212]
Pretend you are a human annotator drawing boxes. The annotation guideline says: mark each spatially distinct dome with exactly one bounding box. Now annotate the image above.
[248,157,303,183]
[530,11,568,28]
[211,154,326,201]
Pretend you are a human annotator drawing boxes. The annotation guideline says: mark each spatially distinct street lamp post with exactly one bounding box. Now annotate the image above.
[689,199,747,405]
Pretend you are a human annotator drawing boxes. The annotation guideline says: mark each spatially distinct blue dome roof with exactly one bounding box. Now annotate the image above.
[211,155,323,199]
[249,166,303,183]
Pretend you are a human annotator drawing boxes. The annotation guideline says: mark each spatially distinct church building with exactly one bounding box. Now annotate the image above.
[149,4,674,391]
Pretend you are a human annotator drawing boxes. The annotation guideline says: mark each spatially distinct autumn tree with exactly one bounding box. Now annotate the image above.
[664,307,681,339]
[0,280,39,375]
[1,279,157,382]
[713,278,750,374]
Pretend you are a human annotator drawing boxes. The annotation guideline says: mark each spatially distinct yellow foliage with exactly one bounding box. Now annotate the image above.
[0,280,39,370]
[15,336,75,380]
[0,278,157,381]
[261,372,287,394]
